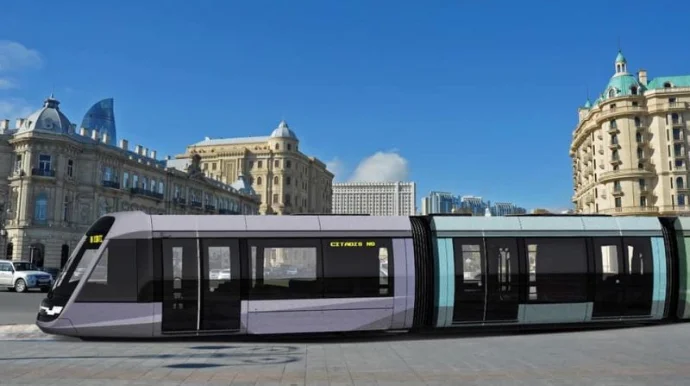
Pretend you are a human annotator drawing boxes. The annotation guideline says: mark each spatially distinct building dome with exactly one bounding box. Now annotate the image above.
[601,73,643,100]
[16,95,72,135]
[269,120,298,140]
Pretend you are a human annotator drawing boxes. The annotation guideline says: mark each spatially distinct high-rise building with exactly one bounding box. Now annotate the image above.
[420,191,458,215]
[175,120,333,215]
[420,192,526,216]
[0,96,260,268]
[332,181,416,216]
[570,50,690,215]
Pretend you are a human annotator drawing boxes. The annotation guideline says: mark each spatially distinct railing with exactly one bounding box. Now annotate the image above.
[130,187,164,200]
[205,205,216,212]
[597,105,646,122]
[659,206,690,215]
[101,180,120,189]
[599,206,659,215]
[173,197,186,205]
[190,201,203,208]
[31,168,55,177]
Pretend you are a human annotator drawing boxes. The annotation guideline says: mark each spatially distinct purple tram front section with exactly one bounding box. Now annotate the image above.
[37,212,417,338]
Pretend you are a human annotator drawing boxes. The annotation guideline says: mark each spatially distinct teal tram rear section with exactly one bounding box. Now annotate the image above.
[426,215,684,330]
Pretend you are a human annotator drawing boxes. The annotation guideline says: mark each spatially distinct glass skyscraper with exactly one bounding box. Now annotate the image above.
[80,98,116,146]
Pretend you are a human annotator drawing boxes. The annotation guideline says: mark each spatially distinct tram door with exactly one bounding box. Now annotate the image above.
[452,238,521,323]
[592,237,654,318]
[161,238,242,333]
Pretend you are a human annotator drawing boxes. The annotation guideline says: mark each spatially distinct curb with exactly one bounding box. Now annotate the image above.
[0,324,53,340]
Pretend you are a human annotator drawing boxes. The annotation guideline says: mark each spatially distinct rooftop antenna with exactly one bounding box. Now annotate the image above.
[617,36,621,52]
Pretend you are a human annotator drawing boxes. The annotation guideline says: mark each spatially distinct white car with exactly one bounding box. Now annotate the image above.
[0,259,54,293]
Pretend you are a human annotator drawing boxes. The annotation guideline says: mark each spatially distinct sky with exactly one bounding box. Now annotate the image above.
[1,0,689,212]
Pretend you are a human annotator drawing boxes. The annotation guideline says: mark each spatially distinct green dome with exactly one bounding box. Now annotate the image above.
[601,73,643,100]
[615,51,626,63]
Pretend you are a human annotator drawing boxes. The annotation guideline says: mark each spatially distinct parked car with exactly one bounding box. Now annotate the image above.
[0,260,54,293]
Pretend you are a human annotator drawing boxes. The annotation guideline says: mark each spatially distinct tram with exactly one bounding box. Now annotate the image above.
[35,211,690,339]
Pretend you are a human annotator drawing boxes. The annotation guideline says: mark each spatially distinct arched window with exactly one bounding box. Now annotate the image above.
[664,82,672,88]
[610,119,617,129]
[636,131,642,143]
[679,194,686,206]
[287,143,292,151]
[275,143,280,150]
[274,176,279,185]
[634,117,641,127]
[34,192,48,222]
[677,177,685,190]
[637,147,644,159]
[672,113,679,124]
[631,86,638,95]
[608,89,616,98]
[257,176,262,185]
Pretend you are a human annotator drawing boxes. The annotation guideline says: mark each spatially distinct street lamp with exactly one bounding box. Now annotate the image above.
[0,202,6,260]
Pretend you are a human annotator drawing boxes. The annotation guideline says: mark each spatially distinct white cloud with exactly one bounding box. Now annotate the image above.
[0,98,33,120]
[0,41,42,72]
[0,78,16,90]
[348,151,410,183]
[326,157,347,182]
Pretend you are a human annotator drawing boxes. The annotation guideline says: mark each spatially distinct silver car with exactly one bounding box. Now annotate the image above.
[0,260,54,293]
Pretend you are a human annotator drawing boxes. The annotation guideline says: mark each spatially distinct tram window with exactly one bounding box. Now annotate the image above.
[207,246,231,292]
[76,239,138,302]
[248,239,321,299]
[524,238,588,303]
[322,238,393,298]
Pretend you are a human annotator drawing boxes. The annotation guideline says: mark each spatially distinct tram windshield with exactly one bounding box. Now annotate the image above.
[49,216,115,299]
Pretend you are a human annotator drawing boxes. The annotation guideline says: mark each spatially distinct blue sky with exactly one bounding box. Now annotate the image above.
[1,0,688,211]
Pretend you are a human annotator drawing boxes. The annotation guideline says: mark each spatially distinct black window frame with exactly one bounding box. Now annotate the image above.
[246,238,323,300]
[321,237,394,298]
[521,237,590,304]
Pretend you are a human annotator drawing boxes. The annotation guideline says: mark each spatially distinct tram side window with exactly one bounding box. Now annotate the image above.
[248,239,321,300]
[525,238,588,303]
[76,239,139,302]
[322,238,393,298]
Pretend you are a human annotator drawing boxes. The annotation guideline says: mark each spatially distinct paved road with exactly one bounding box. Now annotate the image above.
[0,323,689,385]
[0,291,44,325]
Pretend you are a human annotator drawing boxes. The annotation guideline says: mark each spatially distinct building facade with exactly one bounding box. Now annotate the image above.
[420,191,458,215]
[420,192,526,216]
[332,181,416,216]
[571,51,690,216]
[174,120,333,215]
[0,96,260,268]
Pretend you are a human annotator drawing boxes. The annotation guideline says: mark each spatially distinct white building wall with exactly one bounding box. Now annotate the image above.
[332,181,416,216]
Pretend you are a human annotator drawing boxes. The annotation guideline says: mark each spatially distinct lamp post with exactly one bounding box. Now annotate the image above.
[0,202,6,260]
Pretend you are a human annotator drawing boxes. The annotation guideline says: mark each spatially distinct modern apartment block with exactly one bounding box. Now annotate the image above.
[420,192,526,216]
[332,181,416,216]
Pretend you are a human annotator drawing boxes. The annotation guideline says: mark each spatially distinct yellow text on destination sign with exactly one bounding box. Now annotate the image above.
[329,241,376,248]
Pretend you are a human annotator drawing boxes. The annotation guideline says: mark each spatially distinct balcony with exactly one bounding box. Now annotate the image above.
[668,102,688,111]
[599,167,654,183]
[596,106,646,123]
[673,134,685,143]
[609,157,622,166]
[607,126,619,134]
[611,187,624,196]
[31,168,55,177]
[599,206,659,216]
[101,180,120,190]
[130,187,164,200]
[608,141,620,150]
[190,200,203,209]
[648,101,690,114]
[659,205,690,216]
[173,197,186,206]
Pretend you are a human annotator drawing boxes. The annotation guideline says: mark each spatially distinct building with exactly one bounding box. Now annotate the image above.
[420,191,458,215]
[419,192,526,216]
[174,120,333,215]
[332,181,416,216]
[570,50,690,216]
[0,96,260,268]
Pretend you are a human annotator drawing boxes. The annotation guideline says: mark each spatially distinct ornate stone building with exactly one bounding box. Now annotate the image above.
[0,96,260,268]
[570,51,690,216]
[175,120,333,215]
